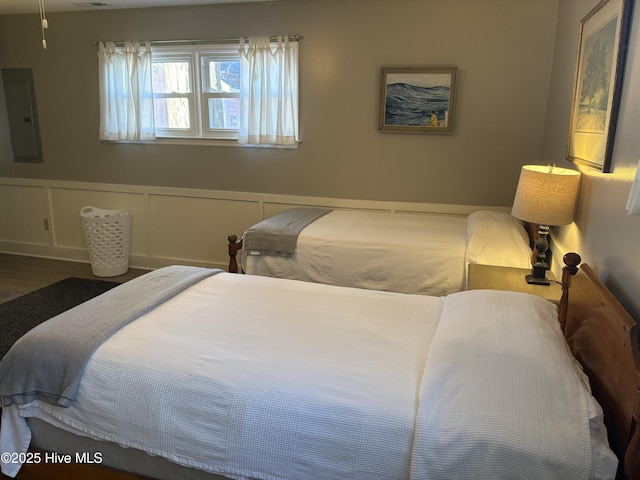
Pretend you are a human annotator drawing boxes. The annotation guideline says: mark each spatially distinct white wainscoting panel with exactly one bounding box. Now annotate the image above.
[148,195,260,266]
[0,184,49,246]
[49,187,147,253]
[0,177,509,271]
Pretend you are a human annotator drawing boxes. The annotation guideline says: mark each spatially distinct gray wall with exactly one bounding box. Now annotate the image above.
[0,0,558,205]
[544,0,640,320]
[3,0,638,319]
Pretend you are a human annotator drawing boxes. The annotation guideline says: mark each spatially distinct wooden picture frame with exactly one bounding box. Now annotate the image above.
[566,0,633,172]
[378,66,458,134]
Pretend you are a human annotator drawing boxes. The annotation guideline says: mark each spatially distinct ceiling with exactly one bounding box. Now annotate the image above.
[0,0,273,15]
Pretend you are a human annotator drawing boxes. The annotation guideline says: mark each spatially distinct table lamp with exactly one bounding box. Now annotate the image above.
[511,164,581,285]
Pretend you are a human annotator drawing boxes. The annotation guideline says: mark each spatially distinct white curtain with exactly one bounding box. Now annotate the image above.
[238,36,299,145]
[98,41,155,141]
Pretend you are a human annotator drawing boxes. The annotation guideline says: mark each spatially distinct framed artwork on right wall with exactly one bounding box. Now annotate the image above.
[566,0,633,172]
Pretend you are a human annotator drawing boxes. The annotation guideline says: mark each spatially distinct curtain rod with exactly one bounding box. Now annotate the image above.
[92,34,301,47]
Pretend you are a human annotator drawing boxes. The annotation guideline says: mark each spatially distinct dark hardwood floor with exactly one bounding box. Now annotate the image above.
[0,253,148,304]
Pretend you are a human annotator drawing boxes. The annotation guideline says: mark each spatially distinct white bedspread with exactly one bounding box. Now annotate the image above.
[0,274,616,479]
[240,210,533,295]
[242,210,469,296]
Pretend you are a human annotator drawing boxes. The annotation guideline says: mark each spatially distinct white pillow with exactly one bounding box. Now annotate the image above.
[464,210,532,268]
[413,290,618,479]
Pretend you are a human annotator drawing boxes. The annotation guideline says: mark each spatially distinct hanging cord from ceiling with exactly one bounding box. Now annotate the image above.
[39,0,48,49]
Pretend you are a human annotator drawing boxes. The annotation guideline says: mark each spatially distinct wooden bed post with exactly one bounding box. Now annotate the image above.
[227,234,242,273]
[558,252,581,330]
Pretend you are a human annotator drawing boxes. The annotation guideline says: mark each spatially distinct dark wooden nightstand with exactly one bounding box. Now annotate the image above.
[467,263,563,304]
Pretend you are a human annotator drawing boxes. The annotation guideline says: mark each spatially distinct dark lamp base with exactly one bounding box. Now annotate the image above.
[525,274,551,286]
[525,262,551,286]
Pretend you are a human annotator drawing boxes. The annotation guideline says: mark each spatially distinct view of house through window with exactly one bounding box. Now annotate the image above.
[204,57,240,130]
[151,45,240,140]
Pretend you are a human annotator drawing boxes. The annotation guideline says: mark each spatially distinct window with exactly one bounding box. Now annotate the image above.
[98,37,299,145]
[151,44,240,140]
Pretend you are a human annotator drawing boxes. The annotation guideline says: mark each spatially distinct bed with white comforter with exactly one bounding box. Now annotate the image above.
[239,209,534,295]
[0,269,616,479]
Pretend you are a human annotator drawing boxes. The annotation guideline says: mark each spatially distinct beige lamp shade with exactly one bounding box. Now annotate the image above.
[511,165,581,226]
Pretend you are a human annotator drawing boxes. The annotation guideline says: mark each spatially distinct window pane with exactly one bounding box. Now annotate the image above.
[208,97,239,129]
[152,61,191,94]
[207,61,240,93]
[154,98,190,129]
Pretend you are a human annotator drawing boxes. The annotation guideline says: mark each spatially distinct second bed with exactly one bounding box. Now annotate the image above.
[229,209,535,295]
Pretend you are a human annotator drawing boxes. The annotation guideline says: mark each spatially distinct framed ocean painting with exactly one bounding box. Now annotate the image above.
[378,66,458,134]
[566,0,633,172]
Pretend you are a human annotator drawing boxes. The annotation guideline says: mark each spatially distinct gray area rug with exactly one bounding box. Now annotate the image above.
[0,277,120,361]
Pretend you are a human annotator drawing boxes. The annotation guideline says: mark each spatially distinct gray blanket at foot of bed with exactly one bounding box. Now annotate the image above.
[242,207,331,256]
[0,266,221,408]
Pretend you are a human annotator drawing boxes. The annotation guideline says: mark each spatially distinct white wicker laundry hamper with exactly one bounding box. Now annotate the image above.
[80,206,131,277]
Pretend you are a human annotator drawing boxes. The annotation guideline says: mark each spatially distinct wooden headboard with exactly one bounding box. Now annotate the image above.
[562,255,640,479]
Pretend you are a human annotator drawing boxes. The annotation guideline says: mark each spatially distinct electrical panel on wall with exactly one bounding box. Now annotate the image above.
[1,68,43,163]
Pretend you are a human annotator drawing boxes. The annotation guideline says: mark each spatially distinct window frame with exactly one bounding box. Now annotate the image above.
[151,51,197,138]
[151,44,240,141]
[200,52,240,139]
